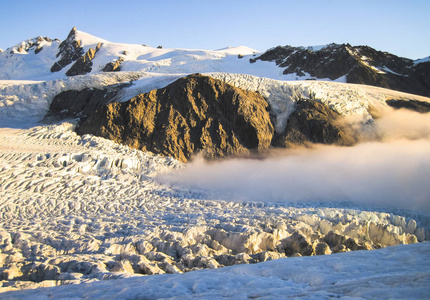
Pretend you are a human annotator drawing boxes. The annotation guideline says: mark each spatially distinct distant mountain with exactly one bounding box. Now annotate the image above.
[1,27,429,97]
[250,43,430,97]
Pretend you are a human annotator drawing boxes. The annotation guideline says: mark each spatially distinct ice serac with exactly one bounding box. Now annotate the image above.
[8,36,54,55]
[51,27,84,73]
[78,74,274,162]
[251,43,430,97]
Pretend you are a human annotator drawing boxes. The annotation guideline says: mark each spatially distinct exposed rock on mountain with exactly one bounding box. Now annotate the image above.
[7,36,54,55]
[251,43,430,97]
[78,74,274,162]
[47,83,128,120]
[51,27,84,73]
[66,42,102,76]
[386,99,430,113]
[103,57,124,72]
[272,100,353,148]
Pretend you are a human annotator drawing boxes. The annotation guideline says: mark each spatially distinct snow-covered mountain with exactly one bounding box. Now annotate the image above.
[0,27,268,81]
[1,28,430,298]
[1,27,429,97]
[251,43,430,97]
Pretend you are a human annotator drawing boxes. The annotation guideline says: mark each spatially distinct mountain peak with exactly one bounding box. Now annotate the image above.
[50,28,85,72]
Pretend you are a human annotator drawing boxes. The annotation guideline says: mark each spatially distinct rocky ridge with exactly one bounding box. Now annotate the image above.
[48,72,430,162]
[386,98,430,113]
[47,82,129,120]
[6,36,56,55]
[65,42,103,76]
[272,99,354,148]
[77,74,275,162]
[250,43,430,97]
[102,57,124,72]
[71,74,358,162]
[51,27,85,73]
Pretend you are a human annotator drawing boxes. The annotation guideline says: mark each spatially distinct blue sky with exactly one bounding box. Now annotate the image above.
[0,0,429,59]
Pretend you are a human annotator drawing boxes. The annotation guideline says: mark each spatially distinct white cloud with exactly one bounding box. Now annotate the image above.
[163,110,430,212]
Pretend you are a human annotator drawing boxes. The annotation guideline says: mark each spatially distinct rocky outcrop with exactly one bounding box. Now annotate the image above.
[59,75,359,160]
[103,57,124,72]
[51,27,84,73]
[272,100,353,147]
[78,74,274,162]
[251,43,430,97]
[47,83,128,120]
[386,99,430,113]
[66,42,102,76]
[9,36,54,55]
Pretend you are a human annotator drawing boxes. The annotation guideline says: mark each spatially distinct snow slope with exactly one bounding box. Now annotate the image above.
[2,242,429,300]
[0,30,280,82]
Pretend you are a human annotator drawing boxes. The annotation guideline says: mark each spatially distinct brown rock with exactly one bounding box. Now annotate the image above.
[47,83,127,119]
[103,57,124,72]
[66,42,102,76]
[272,100,353,147]
[78,74,274,162]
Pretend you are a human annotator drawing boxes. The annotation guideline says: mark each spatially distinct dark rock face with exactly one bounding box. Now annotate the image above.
[51,75,367,162]
[272,100,353,148]
[77,74,274,162]
[51,27,84,73]
[251,44,355,80]
[47,83,127,120]
[66,42,102,76]
[386,99,430,113]
[251,44,430,97]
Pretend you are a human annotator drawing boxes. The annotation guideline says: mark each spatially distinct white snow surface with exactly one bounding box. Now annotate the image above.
[414,56,430,64]
[1,29,430,298]
[2,242,429,300]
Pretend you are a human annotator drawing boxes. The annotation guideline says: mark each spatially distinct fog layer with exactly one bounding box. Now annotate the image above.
[164,110,430,212]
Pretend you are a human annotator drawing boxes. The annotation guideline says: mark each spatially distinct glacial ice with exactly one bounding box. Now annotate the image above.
[0,122,428,292]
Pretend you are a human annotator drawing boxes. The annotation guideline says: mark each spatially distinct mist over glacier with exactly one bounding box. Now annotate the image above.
[164,110,430,212]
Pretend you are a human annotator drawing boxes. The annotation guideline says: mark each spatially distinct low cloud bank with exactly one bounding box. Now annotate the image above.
[163,110,430,212]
